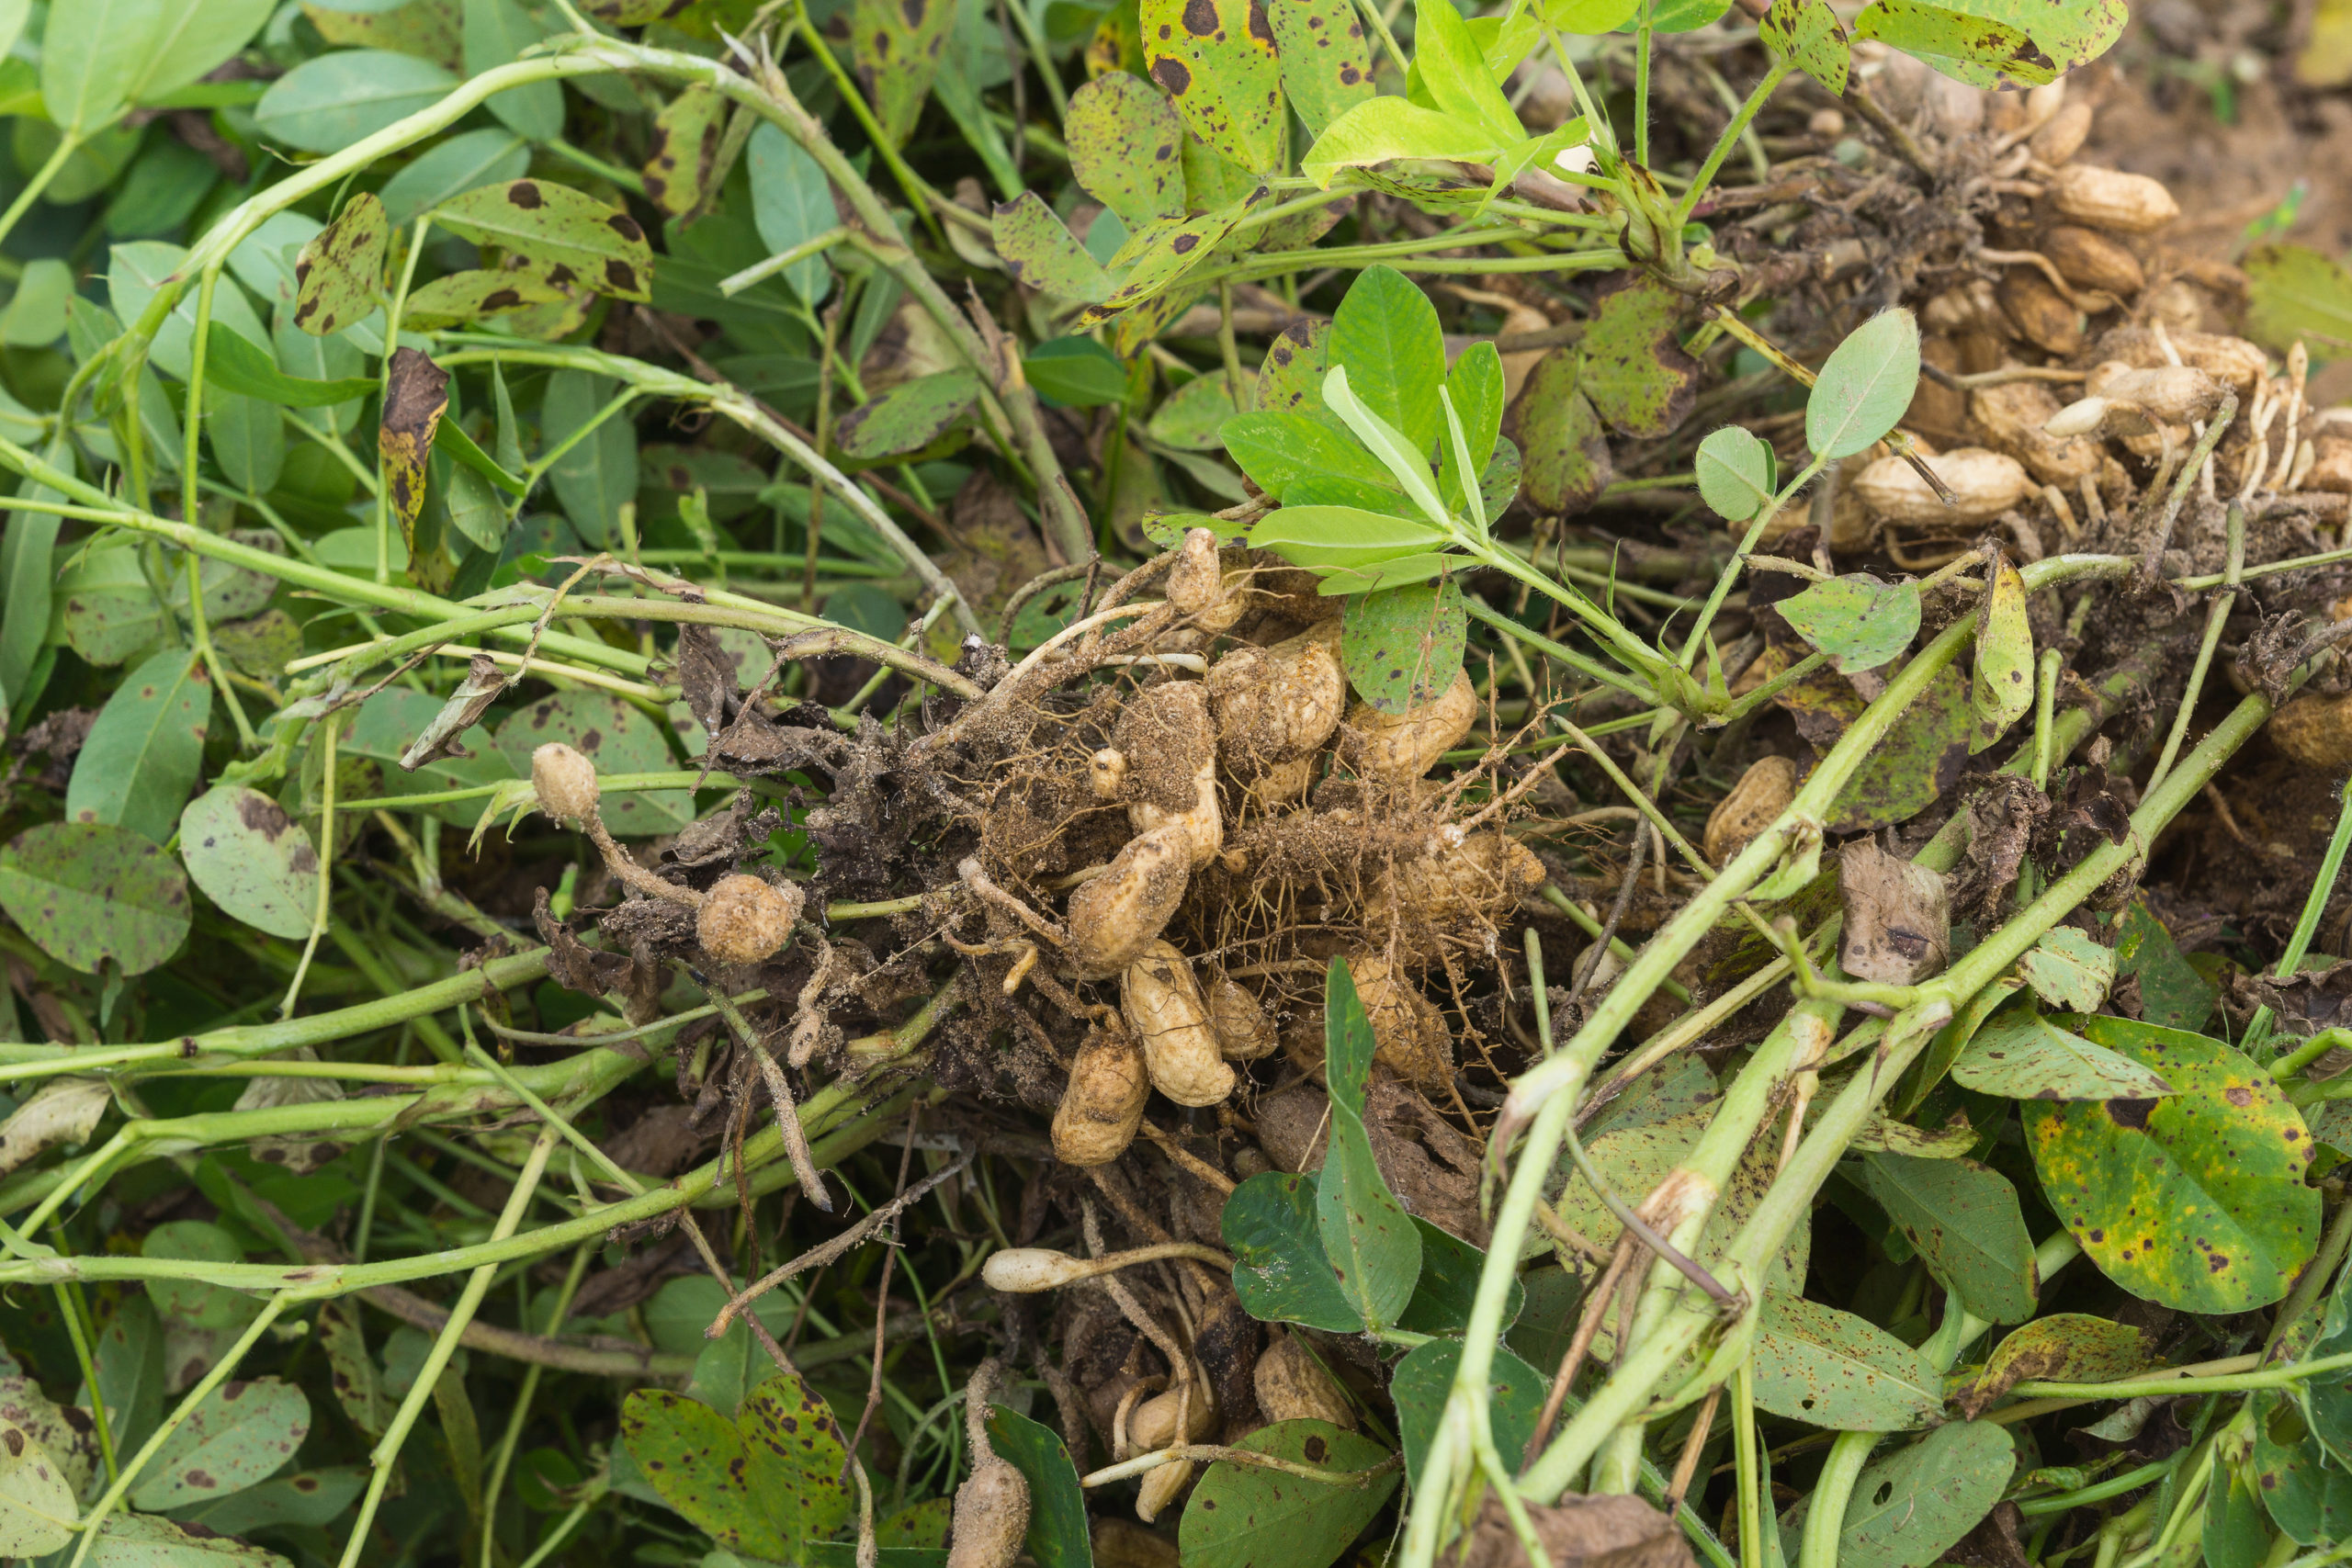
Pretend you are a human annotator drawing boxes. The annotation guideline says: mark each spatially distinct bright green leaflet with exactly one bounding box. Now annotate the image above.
[1804,309,1920,459]
[179,785,322,942]
[1389,1338,1543,1486]
[1340,580,1467,715]
[130,1378,313,1510]
[40,0,145,135]
[462,0,562,142]
[985,1406,1092,1568]
[2204,1446,2272,1568]
[1782,1420,2015,1568]
[1178,1421,1399,1568]
[1394,1217,1523,1336]
[1695,425,1776,523]
[542,370,638,548]
[1219,410,1399,502]
[1860,1154,2037,1323]
[210,391,286,494]
[1225,1172,1365,1333]
[1329,265,1445,459]
[2023,1016,2320,1314]
[1750,1292,1940,1432]
[65,646,209,843]
[1971,557,2034,752]
[254,51,459,155]
[1314,959,1424,1334]
[1953,1010,2174,1101]
[0,821,191,975]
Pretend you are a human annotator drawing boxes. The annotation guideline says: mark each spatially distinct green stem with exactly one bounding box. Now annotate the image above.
[0,131,81,257]
[1671,55,1793,229]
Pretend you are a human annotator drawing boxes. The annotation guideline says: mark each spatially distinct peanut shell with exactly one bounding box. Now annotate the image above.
[1704,755,1797,866]
[1850,448,2032,526]
[2050,165,2179,233]
[1067,827,1193,978]
[1122,941,1236,1107]
[1052,1027,1150,1166]
[1339,669,1478,784]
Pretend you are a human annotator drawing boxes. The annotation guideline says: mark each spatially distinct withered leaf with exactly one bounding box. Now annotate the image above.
[379,346,451,555]
[397,655,507,772]
[1838,839,1952,986]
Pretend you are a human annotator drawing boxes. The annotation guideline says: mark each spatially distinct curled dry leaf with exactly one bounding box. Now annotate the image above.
[1838,840,1953,986]
[0,1078,109,1178]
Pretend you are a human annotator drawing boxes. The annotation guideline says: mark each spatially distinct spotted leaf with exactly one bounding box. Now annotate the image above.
[1141,0,1286,174]
[991,195,1113,303]
[1268,0,1374,135]
[378,347,449,568]
[851,0,956,147]
[430,179,654,302]
[2023,1016,2319,1314]
[129,1379,312,1511]
[1579,275,1698,438]
[1971,553,2033,752]
[1077,191,1267,327]
[401,268,568,326]
[1066,72,1187,228]
[1340,579,1466,715]
[291,191,386,337]
[643,85,731,216]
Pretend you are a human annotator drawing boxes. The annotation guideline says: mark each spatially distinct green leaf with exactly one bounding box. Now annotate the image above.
[340,685,514,826]
[178,786,323,942]
[1141,0,1285,173]
[109,240,273,382]
[40,0,144,134]
[1580,276,1699,437]
[619,1374,853,1559]
[1219,410,1398,501]
[1248,506,1450,583]
[1954,1010,2174,1101]
[492,693,690,837]
[852,0,956,145]
[1315,958,1423,1333]
[254,51,458,154]
[740,1375,856,1547]
[0,821,190,976]
[1821,662,1975,834]
[130,1379,312,1510]
[402,269,566,326]
[379,129,533,228]
[1853,0,2124,87]
[2252,1393,2352,1546]
[1257,320,1335,414]
[1860,1153,2037,1323]
[1551,0,1643,30]
[1325,366,1450,527]
[1781,1421,2014,1568]
[1388,1338,1543,1487]
[435,412,527,498]
[541,370,637,548]
[984,1405,1093,1568]
[1952,1314,2156,1417]
[461,0,561,141]
[1759,0,1850,91]
[2023,1017,2320,1314]
[1553,1106,1811,1294]
[1440,343,1505,516]
[1302,96,1510,186]
[1806,309,1919,459]
[86,1512,299,1568]
[2114,898,2217,1033]
[1340,579,1466,715]
[835,371,983,460]
[0,258,72,348]
[93,1292,166,1457]
[0,1416,79,1556]
[183,1469,368,1535]
[1394,1217,1523,1335]
[433,178,653,301]
[1694,425,1776,523]
[293,192,389,337]
[2205,1444,2273,1568]
[145,1219,257,1328]
[1409,0,1521,143]
[0,503,58,717]
[2018,927,2115,1011]
[1178,1421,1399,1568]
[643,84,729,217]
[205,322,374,408]
[1776,574,1920,674]
[2246,243,2352,353]
[1751,1292,1941,1431]
[1971,555,2033,752]
[748,123,835,307]
[1224,1171,1365,1332]
[66,646,209,843]
[1269,0,1374,135]
[210,391,286,494]
[1066,73,1187,229]
[1329,265,1445,459]
[1026,339,1130,409]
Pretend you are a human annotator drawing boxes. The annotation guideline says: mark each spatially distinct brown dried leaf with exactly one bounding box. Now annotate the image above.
[1464,1491,1695,1568]
[1838,840,1951,985]
[378,346,450,560]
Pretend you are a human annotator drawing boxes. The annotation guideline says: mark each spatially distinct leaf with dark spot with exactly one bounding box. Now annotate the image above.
[852,0,956,146]
[1577,275,1699,437]
[292,191,386,337]
[1141,0,1285,172]
[643,85,730,216]
[430,179,654,302]
[378,346,450,569]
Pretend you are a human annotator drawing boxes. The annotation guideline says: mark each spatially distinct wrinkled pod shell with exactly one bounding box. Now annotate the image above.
[1113,682,1223,869]
[1207,620,1346,773]
[1704,755,1797,866]
[1338,669,1479,785]
[1122,942,1237,1107]
[1253,1332,1355,1430]
[1066,827,1193,979]
[696,874,805,966]
[1051,1026,1151,1166]
[1345,949,1454,1092]
[1205,971,1279,1061]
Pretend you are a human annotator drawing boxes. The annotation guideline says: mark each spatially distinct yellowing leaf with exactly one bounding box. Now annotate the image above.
[1972,554,2032,752]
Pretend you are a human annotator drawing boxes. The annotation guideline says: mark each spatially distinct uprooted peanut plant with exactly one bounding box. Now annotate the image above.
[17,0,2352,1566]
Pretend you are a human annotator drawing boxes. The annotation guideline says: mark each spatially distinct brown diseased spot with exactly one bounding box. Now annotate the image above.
[1151,56,1193,93]
[547,263,579,287]
[1171,232,1200,254]
[605,260,640,293]
[483,288,522,310]
[1,1429,18,1457]
[2226,1085,2253,1107]
[187,1469,217,1489]
[1182,0,1218,33]
[900,0,925,22]
[1303,1435,1328,1462]
[607,212,645,243]
[1340,64,1361,83]
[1248,0,1272,42]
[508,181,545,209]
[2106,1097,2156,1131]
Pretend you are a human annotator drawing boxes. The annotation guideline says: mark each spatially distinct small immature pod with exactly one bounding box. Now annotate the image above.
[696,874,804,966]
[1067,827,1193,979]
[532,742,600,824]
[1205,972,1279,1061]
[1253,1332,1354,1430]
[1128,1373,1217,1452]
[1091,749,1129,800]
[981,1247,1092,1292]
[2083,362,2226,424]
[2042,397,2110,439]
[947,1359,1030,1568]
[1135,1456,1192,1523]
[1052,1026,1150,1167]
[1165,527,1225,616]
[1122,941,1236,1107]
[1339,669,1478,785]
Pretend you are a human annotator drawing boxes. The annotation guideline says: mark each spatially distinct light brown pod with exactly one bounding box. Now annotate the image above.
[947,1459,1030,1568]
[1850,448,2032,526]
[1129,1377,1217,1451]
[1236,753,1317,811]
[1997,269,2083,356]
[2308,433,2352,494]
[2029,99,2094,164]
[1205,972,1279,1060]
[1338,670,1478,784]
[696,874,804,966]
[1114,683,1216,813]
[1166,528,1224,616]
[1067,827,1193,978]
[1919,279,2008,341]
[2092,327,2267,394]
[1206,620,1346,772]
[1132,759,1223,870]
[1091,749,1128,800]
[1052,1026,1151,1166]
[1135,1457,1192,1523]
[1347,949,1453,1092]
[2083,362,2227,423]
[1704,755,1797,866]
[1254,1333,1354,1429]
[2267,692,2352,769]
[532,742,600,824]
[1366,829,1546,932]
[1970,381,2101,485]
[1122,942,1236,1107]
[2041,225,2143,298]
[2050,165,2179,233]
